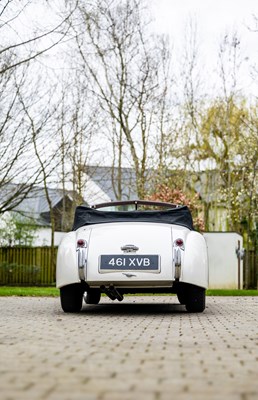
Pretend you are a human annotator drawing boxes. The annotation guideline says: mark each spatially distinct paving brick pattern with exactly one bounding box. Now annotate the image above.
[0,296,257,400]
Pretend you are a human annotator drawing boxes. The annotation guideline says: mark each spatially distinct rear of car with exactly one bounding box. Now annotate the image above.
[56,201,208,313]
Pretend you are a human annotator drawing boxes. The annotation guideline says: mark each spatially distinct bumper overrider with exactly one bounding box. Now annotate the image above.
[77,239,87,281]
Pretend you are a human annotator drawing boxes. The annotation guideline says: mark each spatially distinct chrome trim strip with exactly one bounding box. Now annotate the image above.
[92,199,179,209]
[174,248,181,280]
[77,246,87,280]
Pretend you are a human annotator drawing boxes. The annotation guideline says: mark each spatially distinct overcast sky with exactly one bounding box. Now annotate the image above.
[150,0,258,96]
[151,0,257,41]
[7,0,257,96]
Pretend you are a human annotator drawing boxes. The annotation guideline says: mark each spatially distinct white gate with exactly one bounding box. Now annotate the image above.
[203,232,244,289]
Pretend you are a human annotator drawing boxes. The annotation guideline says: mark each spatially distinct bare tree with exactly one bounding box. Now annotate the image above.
[0,62,44,213]
[67,0,172,198]
[165,17,204,195]
[18,88,61,273]
[0,0,78,214]
[0,0,77,74]
[217,31,243,101]
[54,75,100,226]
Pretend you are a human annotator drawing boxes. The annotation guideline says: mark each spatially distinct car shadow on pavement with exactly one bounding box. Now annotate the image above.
[79,302,187,315]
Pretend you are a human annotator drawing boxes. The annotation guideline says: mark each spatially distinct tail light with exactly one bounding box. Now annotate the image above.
[174,238,184,250]
[77,239,87,247]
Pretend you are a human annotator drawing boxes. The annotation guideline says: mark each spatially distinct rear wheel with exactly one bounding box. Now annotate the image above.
[177,291,187,305]
[85,289,101,305]
[60,283,84,313]
[185,284,206,313]
[176,283,187,304]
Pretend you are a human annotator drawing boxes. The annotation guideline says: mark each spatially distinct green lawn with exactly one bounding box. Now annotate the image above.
[206,289,258,296]
[0,286,257,297]
[0,286,59,297]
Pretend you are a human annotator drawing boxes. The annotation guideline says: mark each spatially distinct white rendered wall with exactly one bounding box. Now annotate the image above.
[32,228,65,247]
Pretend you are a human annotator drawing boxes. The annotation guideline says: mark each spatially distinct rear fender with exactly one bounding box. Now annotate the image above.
[56,232,79,288]
[180,231,208,288]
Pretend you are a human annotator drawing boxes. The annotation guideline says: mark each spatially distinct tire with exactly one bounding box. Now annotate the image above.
[185,284,206,313]
[60,283,84,313]
[85,289,101,305]
[176,282,188,305]
[177,291,187,305]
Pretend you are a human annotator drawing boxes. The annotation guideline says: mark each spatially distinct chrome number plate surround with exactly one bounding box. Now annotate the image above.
[99,255,160,272]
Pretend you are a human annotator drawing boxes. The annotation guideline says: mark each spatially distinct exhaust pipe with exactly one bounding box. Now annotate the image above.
[101,285,124,302]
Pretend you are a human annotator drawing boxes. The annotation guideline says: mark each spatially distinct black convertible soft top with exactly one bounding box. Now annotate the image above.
[72,203,194,231]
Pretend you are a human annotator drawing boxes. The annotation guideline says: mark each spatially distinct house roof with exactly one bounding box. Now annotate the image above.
[1,185,75,226]
[85,165,138,202]
[83,176,111,205]
[1,167,231,229]
[84,166,221,204]
[84,166,216,204]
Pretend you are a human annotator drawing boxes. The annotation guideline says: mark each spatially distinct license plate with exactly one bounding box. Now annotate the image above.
[100,255,159,271]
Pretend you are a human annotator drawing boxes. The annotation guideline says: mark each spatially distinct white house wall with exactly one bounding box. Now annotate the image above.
[33,228,65,247]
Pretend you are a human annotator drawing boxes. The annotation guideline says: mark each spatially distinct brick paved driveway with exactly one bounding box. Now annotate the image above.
[0,296,257,400]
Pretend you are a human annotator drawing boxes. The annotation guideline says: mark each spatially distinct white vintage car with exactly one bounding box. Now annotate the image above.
[56,200,208,313]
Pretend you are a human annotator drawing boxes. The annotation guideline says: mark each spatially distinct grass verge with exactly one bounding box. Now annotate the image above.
[0,286,257,297]
[0,286,59,297]
[206,289,258,296]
